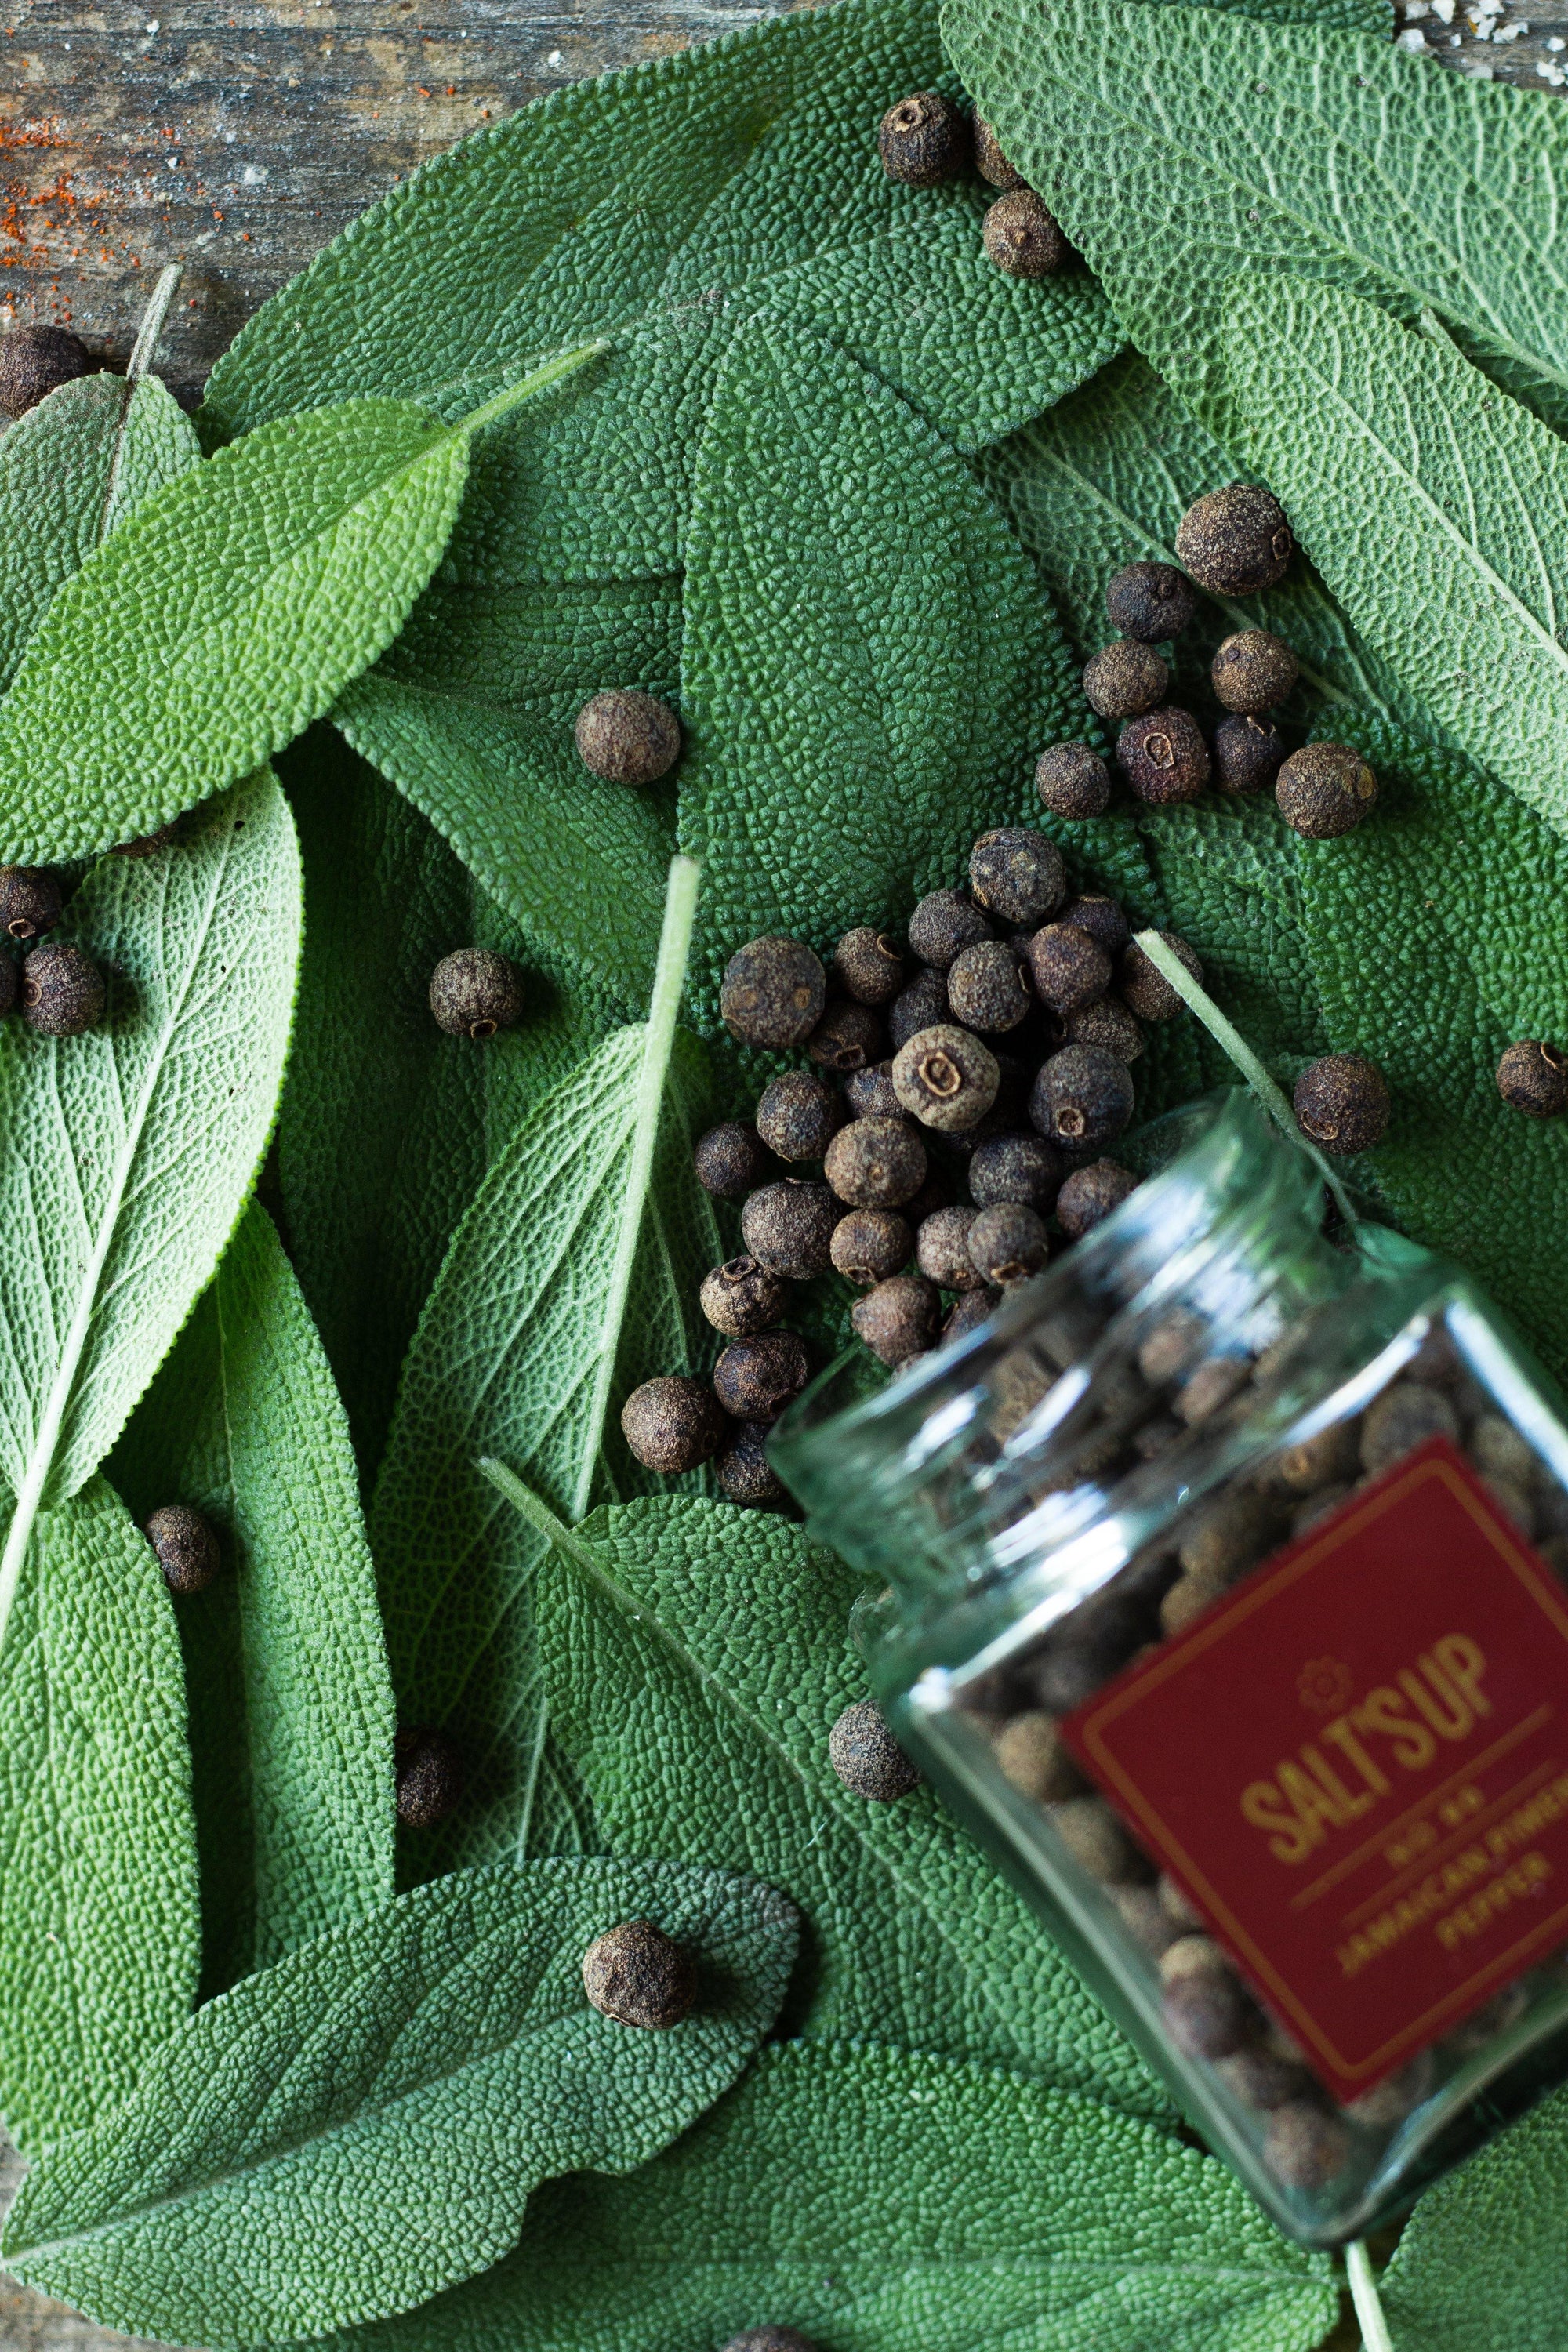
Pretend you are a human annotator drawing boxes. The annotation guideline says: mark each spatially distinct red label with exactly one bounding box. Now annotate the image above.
[1062,1436,1568,2103]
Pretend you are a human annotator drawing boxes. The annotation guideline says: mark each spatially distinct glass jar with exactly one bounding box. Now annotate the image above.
[771,1090,1568,2245]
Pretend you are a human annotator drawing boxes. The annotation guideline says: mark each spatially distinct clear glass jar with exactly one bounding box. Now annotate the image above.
[771,1090,1568,2245]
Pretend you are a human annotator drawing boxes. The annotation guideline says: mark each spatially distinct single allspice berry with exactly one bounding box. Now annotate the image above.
[943,1287,997,1345]
[715,1421,789,1510]
[742,1178,840,1279]
[1116,707,1210,805]
[0,865,63,942]
[946,938,1033,1033]
[907,887,992,971]
[1056,1159,1138,1238]
[1213,713,1287,797]
[620,1375,729,1474]
[969,826,1065,927]
[832,924,905,1006]
[824,1114,927,1208]
[429,948,524,1040]
[755,1069,845,1163]
[973,114,1025,187]
[572,688,681,785]
[699,1256,791,1338]
[720,936,826,1050]
[830,1207,913,1286]
[1292,1054,1391,1156]
[1059,894,1131,958]
[843,1059,904,1121]
[692,1122,771,1200]
[394,1726,464,1829]
[969,1201,1049,1286]
[807,996,884,1073]
[20,942,105,1036]
[582,1918,695,2029]
[891,1023,1000,1133]
[1064,996,1144,1063]
[714,1330,811,1423]
[982,187,1068,277]
[1119,933,1203,1022]
[1497,1039,1568,1119]
[969,1131,1064,1210]
[916,1203,983,1291]
[1175,484,1294,596]
[1211,629,1299,713]
[828,1698,921,1799]
[0,322,92,419]
[888,967,949,1050]
[144,1504,221,1595]
[1275,742,1377,839]
[1036,741,1111,819]
[877,89,970,184]
[851,1272,941,1365]
[1031,1044,1135,1151]
[1025,922,1112,1014]
[1105,560,1197,644]
[1083,640,1168,723]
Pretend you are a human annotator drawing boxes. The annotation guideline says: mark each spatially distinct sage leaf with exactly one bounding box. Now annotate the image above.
[1221,271,1568,848]
[519,1483,1170,2120]
[368,857,723,1879]
[316,2039,1338,2352]
[0,370,200,692]
[0,344,602,864]
[0,1475,198,2154]
[333,572,681,1013]
[200,0,1121,587]
[106,1199,397,1998]
[939,0,1568,444]
[0,776,301,1658]
[2,1855,799,2348]
[1377,2084,1568,2351]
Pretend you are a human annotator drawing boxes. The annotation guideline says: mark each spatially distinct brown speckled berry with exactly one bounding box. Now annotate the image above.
[582,1918,695,2028]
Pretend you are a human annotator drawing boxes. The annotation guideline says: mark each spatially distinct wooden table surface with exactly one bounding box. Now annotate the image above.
[0,0,1562,2343]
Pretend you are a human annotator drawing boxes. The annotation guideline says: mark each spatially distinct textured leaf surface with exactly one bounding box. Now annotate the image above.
[3,1856,798,2348]
[277,728,606,1482]
[0,371,200,696]
[1377,2085,1568,2351]
[0,398,470,861]
[941,0,1568,443]
[533,1489,1168,2118]
[201,0,1120,586]
[1222,272,1568,847]
[106,1199,396,1998]
[319,2039,1338,2352]
[368,866,723,1882]
[0,1476,198,2154]
[334,572,681,1013]
[0,779,300,1635]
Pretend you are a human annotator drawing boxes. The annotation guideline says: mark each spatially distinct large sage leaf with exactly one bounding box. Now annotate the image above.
[0,1475,199,2154]
[368,858,722,1881]
[940,0,1568,443]
[519,1483,1169,2120]
[107,1199,397,1998]
[0,777,300,1654]
[2,1856,799,2348]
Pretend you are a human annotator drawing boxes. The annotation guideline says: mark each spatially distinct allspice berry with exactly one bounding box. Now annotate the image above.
[969,1201,1048,1285]
[877,90,969,186]
[843,1060,904,1121]
[982,187,1068,277]
[693,1122,771,1199]
[1265,2103,1352,2192]
[974,114,1025,187]
[824,1114,926,1207]
[907,887,991,971]
[20,942,105,1036]
[1105,561,1197,644]
[573,689,680,785]
[1292,1054,1390,1156]
[828,1698,921,1799]
[715,1422,789,1510]
[1031,1044,1134,1150]
[699,1256,790,1338]
[969,1130,1063,1210]
[946,938,1033,1033]
[1059,894,1130,957]
[394,1726,464,1830]
[429,947,524,1040]
[830,1207,913,1286]
[1116,707,1210,805]
[582,1918,695,2029]
[721,937,826,1050]
[1025,922,1112,1014]
[888,967,949,1049]
[1119,933,1202,1022]
[742,1179,840,1279]
[1036,741,1110,819]
[1213,713,1286,796]
[1175,484,1294,595]
[1057,1159,1138,1237]
[943,1287,996,1345]
[851,1272,940,1365]
[1083,640,1168,723]
[1276,742,1377,838]
[1497,1039,1568,1118]
[0,865,63,942]
[916,1203,983,1290]
[755,1069,845,1163]
[806,996,884,1073]
[143,1504,220,1595]
[969,826,1065,927]
[833,925,904,1006]
[620,1376,728,1473]
[713,1330,810,1423]
[1064,996,1144,1063]
[891,1023,1000,1132]
[0,323,92,419]
[113,824,179,858]
[1211,629,1298,713]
